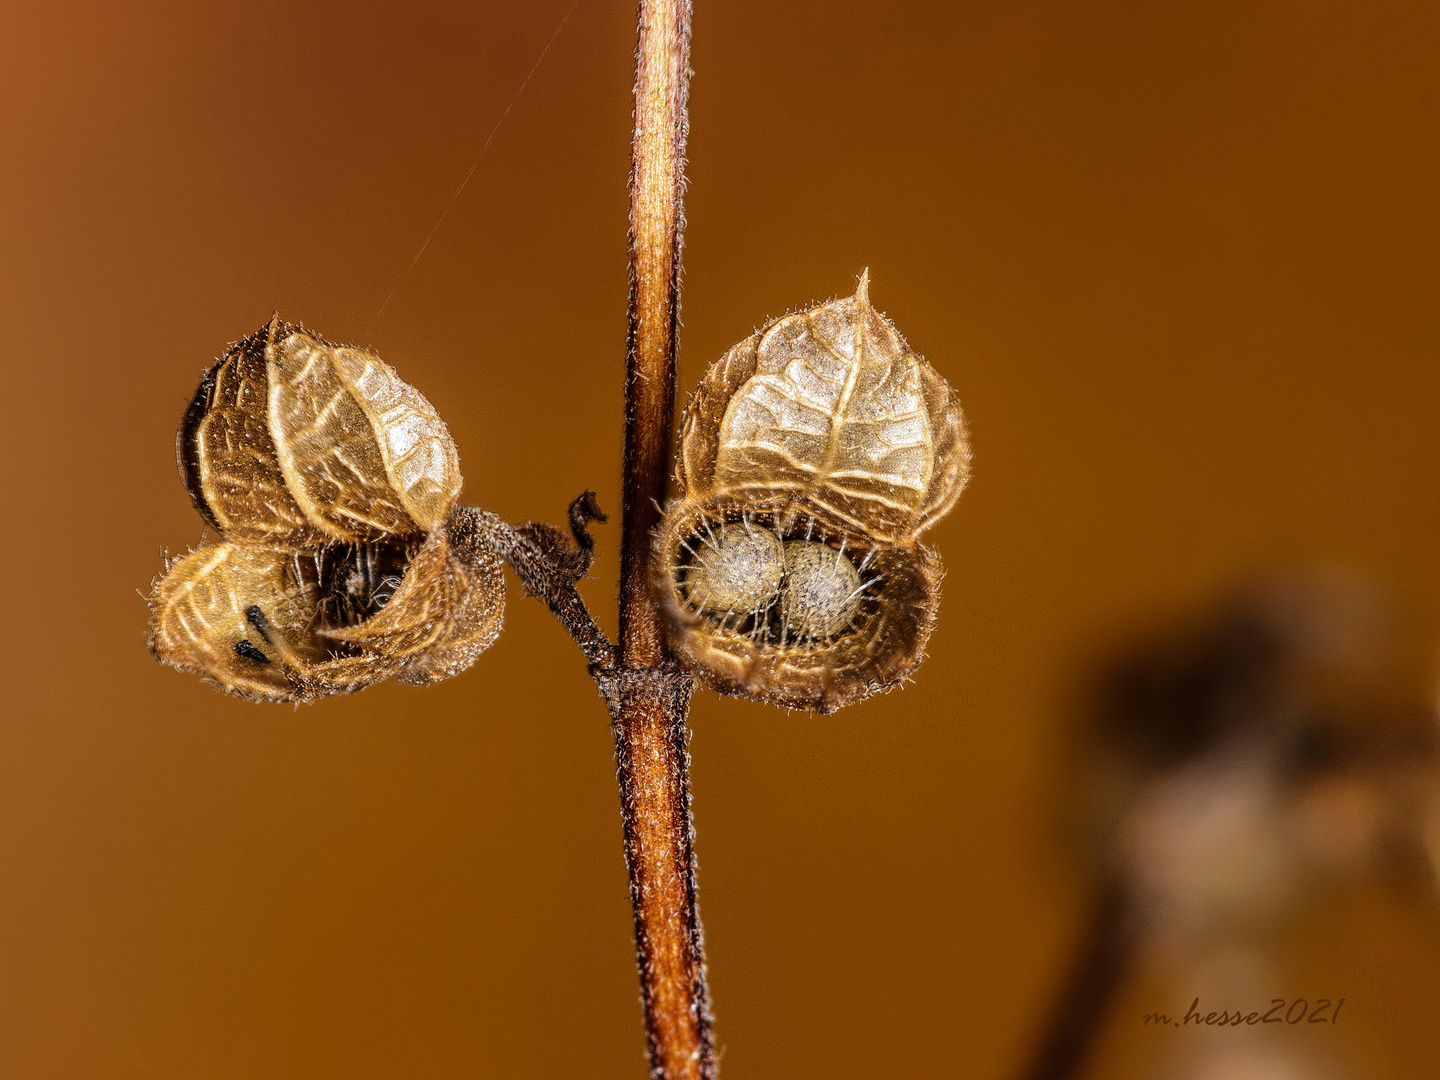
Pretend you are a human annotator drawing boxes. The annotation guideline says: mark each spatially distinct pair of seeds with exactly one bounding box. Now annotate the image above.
[682,523,867,643]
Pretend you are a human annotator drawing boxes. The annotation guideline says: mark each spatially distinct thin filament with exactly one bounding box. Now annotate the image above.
[372,0,581,324]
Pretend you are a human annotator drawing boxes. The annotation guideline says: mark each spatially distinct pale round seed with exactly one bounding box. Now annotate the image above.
[683,523,785,615]
[781,541,864,639]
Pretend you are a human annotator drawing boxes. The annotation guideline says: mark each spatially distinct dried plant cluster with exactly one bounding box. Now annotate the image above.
[655,274,971,712]
[148,316,505,702]
[142,8,975,1073]
[149,279,972,718]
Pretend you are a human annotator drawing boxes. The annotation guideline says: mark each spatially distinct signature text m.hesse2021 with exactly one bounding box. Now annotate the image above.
[1143,998,1345,1028]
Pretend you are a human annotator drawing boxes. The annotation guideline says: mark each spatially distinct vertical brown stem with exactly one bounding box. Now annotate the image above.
[603,668,712,1080]
[619,0,688,659]
[608,2,715,1079]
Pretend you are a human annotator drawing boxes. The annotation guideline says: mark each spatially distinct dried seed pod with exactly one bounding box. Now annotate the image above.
[150,542,339,702]
[148,524,504,702]
[150,317,503,702]
[677,272,969,543]
[177,315,463,545]
[656,274,968,712]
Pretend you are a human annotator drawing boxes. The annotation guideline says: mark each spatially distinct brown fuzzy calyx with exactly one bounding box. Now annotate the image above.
[656,275,967,712]
[150,317,503,703]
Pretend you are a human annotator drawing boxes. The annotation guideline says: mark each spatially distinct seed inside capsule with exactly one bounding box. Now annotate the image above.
[683,523,785,616]
[314,539,416,627]
[780,540,864,640]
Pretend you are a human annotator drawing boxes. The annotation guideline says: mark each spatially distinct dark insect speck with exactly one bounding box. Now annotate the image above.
[234,639,270,663]
[245,604,272,641]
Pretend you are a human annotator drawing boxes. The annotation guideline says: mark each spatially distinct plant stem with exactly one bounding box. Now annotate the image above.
[600,667,711,1079]
[449,499,614,669]
[1015,877,1137,1080]
[619,0,688,662]
[606,2,716,1078]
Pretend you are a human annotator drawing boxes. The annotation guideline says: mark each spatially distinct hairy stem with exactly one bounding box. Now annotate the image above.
[598,666,711,1079]
[619,0,688,659]
[449,499,614,669]
[608,2,715,1078]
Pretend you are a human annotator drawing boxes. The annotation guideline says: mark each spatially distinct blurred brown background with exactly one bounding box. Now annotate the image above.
[3,0,1439,1076]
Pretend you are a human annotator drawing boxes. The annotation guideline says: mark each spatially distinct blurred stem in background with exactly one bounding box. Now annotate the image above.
[1018,875,1140,1080]
[1017,570,1440,1080]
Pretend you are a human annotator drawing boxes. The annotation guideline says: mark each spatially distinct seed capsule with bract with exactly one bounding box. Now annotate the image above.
[149,317,504,703]
[655,274,969,712]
